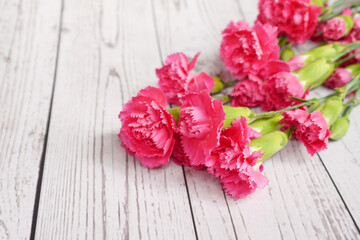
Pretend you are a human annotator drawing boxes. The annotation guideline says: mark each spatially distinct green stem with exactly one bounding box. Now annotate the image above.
[254,102,311,117]
[343,82,360,116]
[341,74,360,96]
[288,96,309,102]
[350,1,360,9]
[320,1,360,22]
[352,85,360,103]
[318,92,338,102]
[331,41,360,64]
[336,51,360,66]
[331,0,345,8]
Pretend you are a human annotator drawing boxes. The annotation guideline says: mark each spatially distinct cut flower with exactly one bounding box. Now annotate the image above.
[118,87,177,168]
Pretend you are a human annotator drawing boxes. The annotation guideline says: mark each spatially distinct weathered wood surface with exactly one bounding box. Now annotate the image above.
[0,0,61,239]
[0,0,359,239]
[152,0,360,239]
[34,0,195,239]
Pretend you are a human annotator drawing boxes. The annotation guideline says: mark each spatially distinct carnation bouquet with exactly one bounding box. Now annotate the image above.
[118,0,360,199]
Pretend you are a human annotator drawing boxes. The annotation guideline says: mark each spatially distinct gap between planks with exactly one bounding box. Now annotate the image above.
[316,152,360,234]
[29,0,65,239]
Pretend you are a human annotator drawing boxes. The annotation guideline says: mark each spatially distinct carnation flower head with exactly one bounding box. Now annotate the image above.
[231,75,265,107]
[171,133,205,170]
[273,0,322,44]
[261,72,308,111]
[263,60,291,78]
[323,18,347,40]
[156,52,214,105]
[219,162,267,199]
[257,0,277,26]
[207,117,267,199]
[220,21,279,80]
[119,87,177,168]
[178,90,225,167]
[281,109,331,156]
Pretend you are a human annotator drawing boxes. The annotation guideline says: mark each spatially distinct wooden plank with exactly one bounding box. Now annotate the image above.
[318,106,360,226]
[153,0,360,239]
[34,0,196,239]
[0,0,62,239]
[227,141,359,239]
[152,0,245,238]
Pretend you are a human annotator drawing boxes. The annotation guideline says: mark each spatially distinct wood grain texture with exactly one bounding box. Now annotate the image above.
[34,0,195,239]
[227,140,359,239]
[153,0,360,239]
[0,0,61,239]
[318,106,360,226]
[152,0,244,238]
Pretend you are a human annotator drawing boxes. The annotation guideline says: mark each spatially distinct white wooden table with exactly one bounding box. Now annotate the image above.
[1,0,360,239]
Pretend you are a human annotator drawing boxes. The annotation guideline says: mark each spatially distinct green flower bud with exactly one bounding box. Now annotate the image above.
[223,106,254,128]
[295,58,335,90]
[211,77,225,94]
[330,116,350,140]
[250,131,289,163]
[319,96,344,125]
[336,15,354,36]
[301,43,347,65]
[346,64,360,78]
[249,114,284,135]
[281,48,295,62]
[168,107,180,123]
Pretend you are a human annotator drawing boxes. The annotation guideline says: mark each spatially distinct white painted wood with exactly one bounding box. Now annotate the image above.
[152,0,246,238]
[227,140,359,239]
[153,0,360,239]
[152,0,245,83]
[0,0,61,239]
[318,106,360,226]
[34,0,195,239]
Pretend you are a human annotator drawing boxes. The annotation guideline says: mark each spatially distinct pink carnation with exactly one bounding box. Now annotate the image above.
[263,60,291,78]
[171,133,205,170]
[261,72,308,111]
[187,73,215,93]
[178,90,226,167]
[231,75,265,107]
[220,21,279,80]
[156,52,214,105]
[322,18,347,40]
[274,0,322,44]
[324,68,353,88]
[281,109,331,156]
[257,0,277,25]
[118,87,177,168]
[207,117,267,199]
